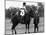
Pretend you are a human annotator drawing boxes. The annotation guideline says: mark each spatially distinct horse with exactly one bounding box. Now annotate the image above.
[10,7,34,34]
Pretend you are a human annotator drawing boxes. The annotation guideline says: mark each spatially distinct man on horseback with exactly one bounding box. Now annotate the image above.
[22,2,32,33]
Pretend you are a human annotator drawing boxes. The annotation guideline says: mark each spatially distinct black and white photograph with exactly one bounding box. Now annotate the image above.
[5,0,44,35]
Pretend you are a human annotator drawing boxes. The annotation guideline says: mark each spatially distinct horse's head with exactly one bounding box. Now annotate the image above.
[25,6,35,18]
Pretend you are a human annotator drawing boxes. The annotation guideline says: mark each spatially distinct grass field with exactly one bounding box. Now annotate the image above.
[5,17,44,35]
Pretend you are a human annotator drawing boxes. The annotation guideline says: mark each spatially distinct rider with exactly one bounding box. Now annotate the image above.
[23,2,27,13]
[20,2,27,16]
[20,2,27,22]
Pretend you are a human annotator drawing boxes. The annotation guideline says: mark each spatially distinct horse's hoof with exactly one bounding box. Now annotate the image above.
[34,32,36,33]
[25,32,26,34]
[15,32,16,34]
[28,32,30,33]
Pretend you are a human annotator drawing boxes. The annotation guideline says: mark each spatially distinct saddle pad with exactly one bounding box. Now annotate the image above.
[20,9,25,16]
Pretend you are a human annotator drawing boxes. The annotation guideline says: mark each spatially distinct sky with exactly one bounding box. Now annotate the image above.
[6,1,38,9]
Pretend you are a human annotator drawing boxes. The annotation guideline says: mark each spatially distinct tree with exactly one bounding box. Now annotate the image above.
[5,9,11,19]
[38,3,44,17]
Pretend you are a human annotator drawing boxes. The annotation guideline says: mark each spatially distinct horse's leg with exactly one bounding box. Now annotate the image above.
[25,24,27,34]
[28,24,29,33]
[14,22,18,34]
[14,26,17,34]
[12,24,17,35]
[28,23,30,33]
[12,29,13,35]
[12,25,14,35]
[15,29,16,34]
[12,29,15,35]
